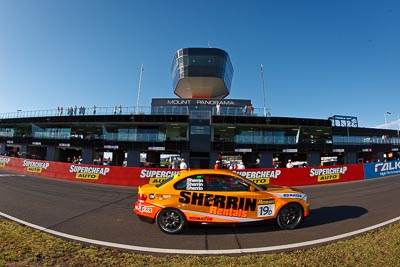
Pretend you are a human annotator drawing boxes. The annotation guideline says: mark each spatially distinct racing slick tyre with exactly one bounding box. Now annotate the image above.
[277,203,304,230]
[156,208,187,234]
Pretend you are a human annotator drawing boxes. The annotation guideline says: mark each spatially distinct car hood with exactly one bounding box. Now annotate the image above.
[264,185,304,194]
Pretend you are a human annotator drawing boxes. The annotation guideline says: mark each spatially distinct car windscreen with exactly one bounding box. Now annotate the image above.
[235,173,267,190]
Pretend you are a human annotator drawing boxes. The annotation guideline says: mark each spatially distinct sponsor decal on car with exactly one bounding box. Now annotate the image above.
[188,215,213,222]
[309,166,347,182]
[257,199,275,217]
[272,193,307,201]
[179,191,258,218]
[135,202,153,214]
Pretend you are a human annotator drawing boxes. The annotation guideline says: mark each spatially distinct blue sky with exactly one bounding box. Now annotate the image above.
[1,0,399,129]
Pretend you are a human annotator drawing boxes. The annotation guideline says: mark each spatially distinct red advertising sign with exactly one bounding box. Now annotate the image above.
[0,157,364,187]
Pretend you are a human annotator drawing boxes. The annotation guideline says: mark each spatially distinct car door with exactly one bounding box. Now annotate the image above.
[201,174,277,222]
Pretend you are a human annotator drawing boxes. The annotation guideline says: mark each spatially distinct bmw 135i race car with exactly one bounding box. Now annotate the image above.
[134,169,310,234]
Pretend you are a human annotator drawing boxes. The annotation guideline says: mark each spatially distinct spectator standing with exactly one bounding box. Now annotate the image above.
[171,159,179,169]
[237,161,245,169]
[242,105,248,115]
[214,160,220,169]
[216,103,220,115]
[93,104,96,115]
[249,105,254,115]
[286,159,294,168]
[180,159,187,170]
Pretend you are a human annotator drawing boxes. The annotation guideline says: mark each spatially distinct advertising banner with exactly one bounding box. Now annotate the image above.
[1,156,366,187]
[236,164,364,186]
[364,160,400,179]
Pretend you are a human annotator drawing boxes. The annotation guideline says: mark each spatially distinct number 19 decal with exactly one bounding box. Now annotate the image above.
[257,204,275,217]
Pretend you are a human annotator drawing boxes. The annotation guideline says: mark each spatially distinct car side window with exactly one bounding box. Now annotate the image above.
[206,175,249,192]
[174,175,206,191]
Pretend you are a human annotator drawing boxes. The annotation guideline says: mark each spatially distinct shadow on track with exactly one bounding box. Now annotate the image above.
[302,205,368,228]
[160,205,368,235]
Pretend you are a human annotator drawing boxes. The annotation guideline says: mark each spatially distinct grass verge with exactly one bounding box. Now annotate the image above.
[0,217,399,267]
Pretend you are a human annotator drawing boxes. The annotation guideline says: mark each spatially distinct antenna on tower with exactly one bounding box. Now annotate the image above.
[136,64,144,114]
[261,64,267,117]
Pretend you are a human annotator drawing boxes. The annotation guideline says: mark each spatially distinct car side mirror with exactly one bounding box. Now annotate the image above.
[249,186,256,192]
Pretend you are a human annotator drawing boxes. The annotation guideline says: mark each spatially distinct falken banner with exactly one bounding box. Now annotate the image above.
[363,160,400,179]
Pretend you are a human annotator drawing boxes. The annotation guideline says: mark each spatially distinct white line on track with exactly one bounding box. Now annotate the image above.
[1,211,399,255]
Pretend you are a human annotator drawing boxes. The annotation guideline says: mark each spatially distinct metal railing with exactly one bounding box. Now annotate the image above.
[0,106,271,119]
[333,135,400,145]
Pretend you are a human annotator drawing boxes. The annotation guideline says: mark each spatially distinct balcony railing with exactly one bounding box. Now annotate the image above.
[234,135,297,145]
[333,135,400,145]
[0,106,271,119]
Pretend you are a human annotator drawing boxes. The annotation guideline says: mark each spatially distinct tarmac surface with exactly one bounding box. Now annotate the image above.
[0,170,399,255]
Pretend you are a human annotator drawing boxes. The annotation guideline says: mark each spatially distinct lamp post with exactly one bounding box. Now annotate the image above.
[398,115,400,137]
[384,112,391,129]
[136,64,144,114]
[260,64,267,117]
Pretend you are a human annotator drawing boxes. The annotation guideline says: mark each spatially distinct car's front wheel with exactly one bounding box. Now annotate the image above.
[277,203,303,230]
[156,208,186,234]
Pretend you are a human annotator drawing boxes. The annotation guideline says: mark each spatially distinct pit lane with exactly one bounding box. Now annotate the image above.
[0,170,399,255]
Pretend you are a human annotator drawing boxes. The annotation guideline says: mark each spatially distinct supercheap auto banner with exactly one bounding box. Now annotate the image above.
[0,156,366,187]
[0,157,139,186]
[236,164,364,186]
[363,160,400,179]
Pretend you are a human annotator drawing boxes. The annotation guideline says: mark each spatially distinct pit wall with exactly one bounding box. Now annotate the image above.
[0,156,399,187]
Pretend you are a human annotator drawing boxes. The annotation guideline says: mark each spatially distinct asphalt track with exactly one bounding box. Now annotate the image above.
[0,169,399,256]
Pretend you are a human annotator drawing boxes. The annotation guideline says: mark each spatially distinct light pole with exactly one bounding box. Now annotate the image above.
[260,64,267,117]
[136,64,144,114]
[384,112,391,129]
[398,115,400,137]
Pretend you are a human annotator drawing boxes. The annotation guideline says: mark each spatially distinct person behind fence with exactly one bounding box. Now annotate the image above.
[237,161,245,169]
[180,158,187,169]
[214,160,220,169]
[242,105,248,115]
[249,104,254,115]
[286,159,294,168]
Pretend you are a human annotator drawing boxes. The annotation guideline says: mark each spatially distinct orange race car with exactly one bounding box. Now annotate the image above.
[134,169,310,234]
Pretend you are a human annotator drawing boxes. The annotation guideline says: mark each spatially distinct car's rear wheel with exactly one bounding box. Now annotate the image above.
[156,208,186,234]
[277,203,303,230]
